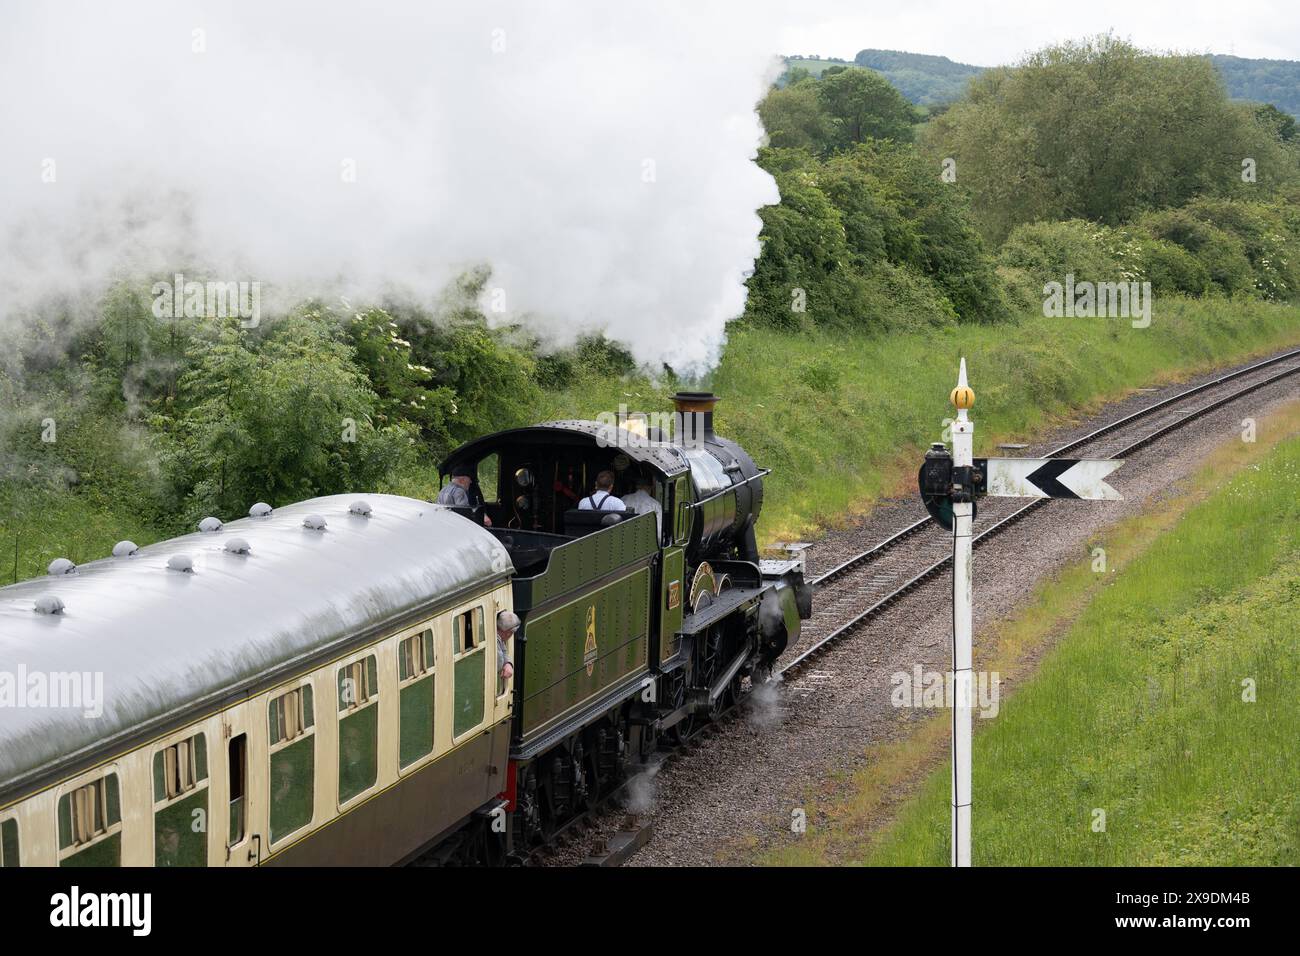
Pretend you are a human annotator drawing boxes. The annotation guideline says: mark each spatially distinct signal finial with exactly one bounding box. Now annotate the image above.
[951,357,974,417]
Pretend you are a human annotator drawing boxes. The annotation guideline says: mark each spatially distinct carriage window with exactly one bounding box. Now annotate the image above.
[1,818,18,867]
[453,607,486,738]
[399,629,436,768]
[229,734,247,846]
[152,733,209,867]
[269,686,314,746]
[269,686,315,844]
[337,655,379,804]
[57,773,121,866]
[455,610,479,652]
[154,733,207,801]
[337,656,378,710]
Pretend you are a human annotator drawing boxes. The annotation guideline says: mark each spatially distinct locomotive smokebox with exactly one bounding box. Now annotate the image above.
[671,391,765,563]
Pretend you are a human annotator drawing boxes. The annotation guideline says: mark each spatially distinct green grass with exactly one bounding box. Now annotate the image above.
[859,427,1300,866]
[538,296,1300,543]
[0,489,164,585]
[9,296,1300,580]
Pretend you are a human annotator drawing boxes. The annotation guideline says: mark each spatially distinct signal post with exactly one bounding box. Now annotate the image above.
[918,360,1123,867]
[949,361,975,868]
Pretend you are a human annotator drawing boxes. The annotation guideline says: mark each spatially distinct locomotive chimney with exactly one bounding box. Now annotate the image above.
[671,391,718,446]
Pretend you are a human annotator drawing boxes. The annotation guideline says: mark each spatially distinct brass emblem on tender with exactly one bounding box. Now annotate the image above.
[667,580,681,610]
[584,605,598,676]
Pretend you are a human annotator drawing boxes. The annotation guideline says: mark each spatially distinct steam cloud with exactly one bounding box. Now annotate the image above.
[0,1,785,373]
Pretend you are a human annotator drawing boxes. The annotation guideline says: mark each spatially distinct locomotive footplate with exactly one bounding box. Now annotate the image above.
[678,584,762,635]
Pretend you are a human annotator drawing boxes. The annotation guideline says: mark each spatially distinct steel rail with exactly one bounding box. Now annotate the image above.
[808,345,1300,589]
[782,355,1300,677]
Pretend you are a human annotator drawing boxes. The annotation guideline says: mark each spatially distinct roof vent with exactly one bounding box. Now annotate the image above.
[198,516,223,533]
[224,537,251,555]
[47,558,76,576]
[112,540,139,558]
[249,502,273,518]
[348,500,373,517]
[167,554,195,573]
[34,595,65,615]
[303,514,327,531]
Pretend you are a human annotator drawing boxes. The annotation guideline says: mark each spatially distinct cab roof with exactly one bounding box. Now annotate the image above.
[441,420,692,477]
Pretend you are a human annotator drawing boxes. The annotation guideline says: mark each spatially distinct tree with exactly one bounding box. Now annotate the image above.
[1256,103,1297,143]
[162,315,415,521]
[816,67,918,149]
[758,78,834,152]
[925,36,1300,242]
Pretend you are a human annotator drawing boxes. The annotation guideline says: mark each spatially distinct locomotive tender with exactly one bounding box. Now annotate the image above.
[0,393,809,865]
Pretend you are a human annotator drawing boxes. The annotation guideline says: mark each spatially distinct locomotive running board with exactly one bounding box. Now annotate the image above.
[678,585,762,636]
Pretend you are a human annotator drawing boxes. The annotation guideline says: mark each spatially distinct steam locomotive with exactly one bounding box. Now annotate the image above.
[0,392,809,866]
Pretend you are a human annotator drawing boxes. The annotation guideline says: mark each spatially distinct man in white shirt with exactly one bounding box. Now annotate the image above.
[621,476,662,538]
[578,470,625,512]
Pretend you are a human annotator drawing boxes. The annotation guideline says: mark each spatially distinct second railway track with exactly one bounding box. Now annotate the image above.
[783,347,1300,678]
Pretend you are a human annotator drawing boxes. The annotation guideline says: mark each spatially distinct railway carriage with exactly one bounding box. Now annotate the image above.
[0,495,515,866]
[0,392,810,864]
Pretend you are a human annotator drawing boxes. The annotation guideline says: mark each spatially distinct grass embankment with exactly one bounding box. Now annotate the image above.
[6,297,1300,582]
[0,491,163,586]
[541,297,1300,543]
[762,399,1300,867]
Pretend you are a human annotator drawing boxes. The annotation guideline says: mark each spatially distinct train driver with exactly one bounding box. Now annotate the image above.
[437,464,492,526]
[577,470,625,512]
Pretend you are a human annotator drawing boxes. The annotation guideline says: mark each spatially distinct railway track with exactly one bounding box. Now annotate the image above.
[781,346,1300,679]
[523,707,743,866]
[512,346,1300,866]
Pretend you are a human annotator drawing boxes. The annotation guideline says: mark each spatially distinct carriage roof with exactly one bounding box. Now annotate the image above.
[0,494,509,797]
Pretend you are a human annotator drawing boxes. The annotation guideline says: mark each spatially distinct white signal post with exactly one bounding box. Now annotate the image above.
[931,360,1122,866]
[949,358,975,868]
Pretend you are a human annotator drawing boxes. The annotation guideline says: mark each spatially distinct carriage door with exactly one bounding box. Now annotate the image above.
[222,702,263,866]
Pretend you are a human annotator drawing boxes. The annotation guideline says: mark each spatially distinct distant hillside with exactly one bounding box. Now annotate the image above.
[852,49,985,105]
[1209,54,1300,118]
[781,49,1300,119]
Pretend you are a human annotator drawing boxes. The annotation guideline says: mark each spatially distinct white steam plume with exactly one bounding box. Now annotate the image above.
[0,1,785,373]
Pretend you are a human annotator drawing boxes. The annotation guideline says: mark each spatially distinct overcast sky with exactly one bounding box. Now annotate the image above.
[773,0,1300,65]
